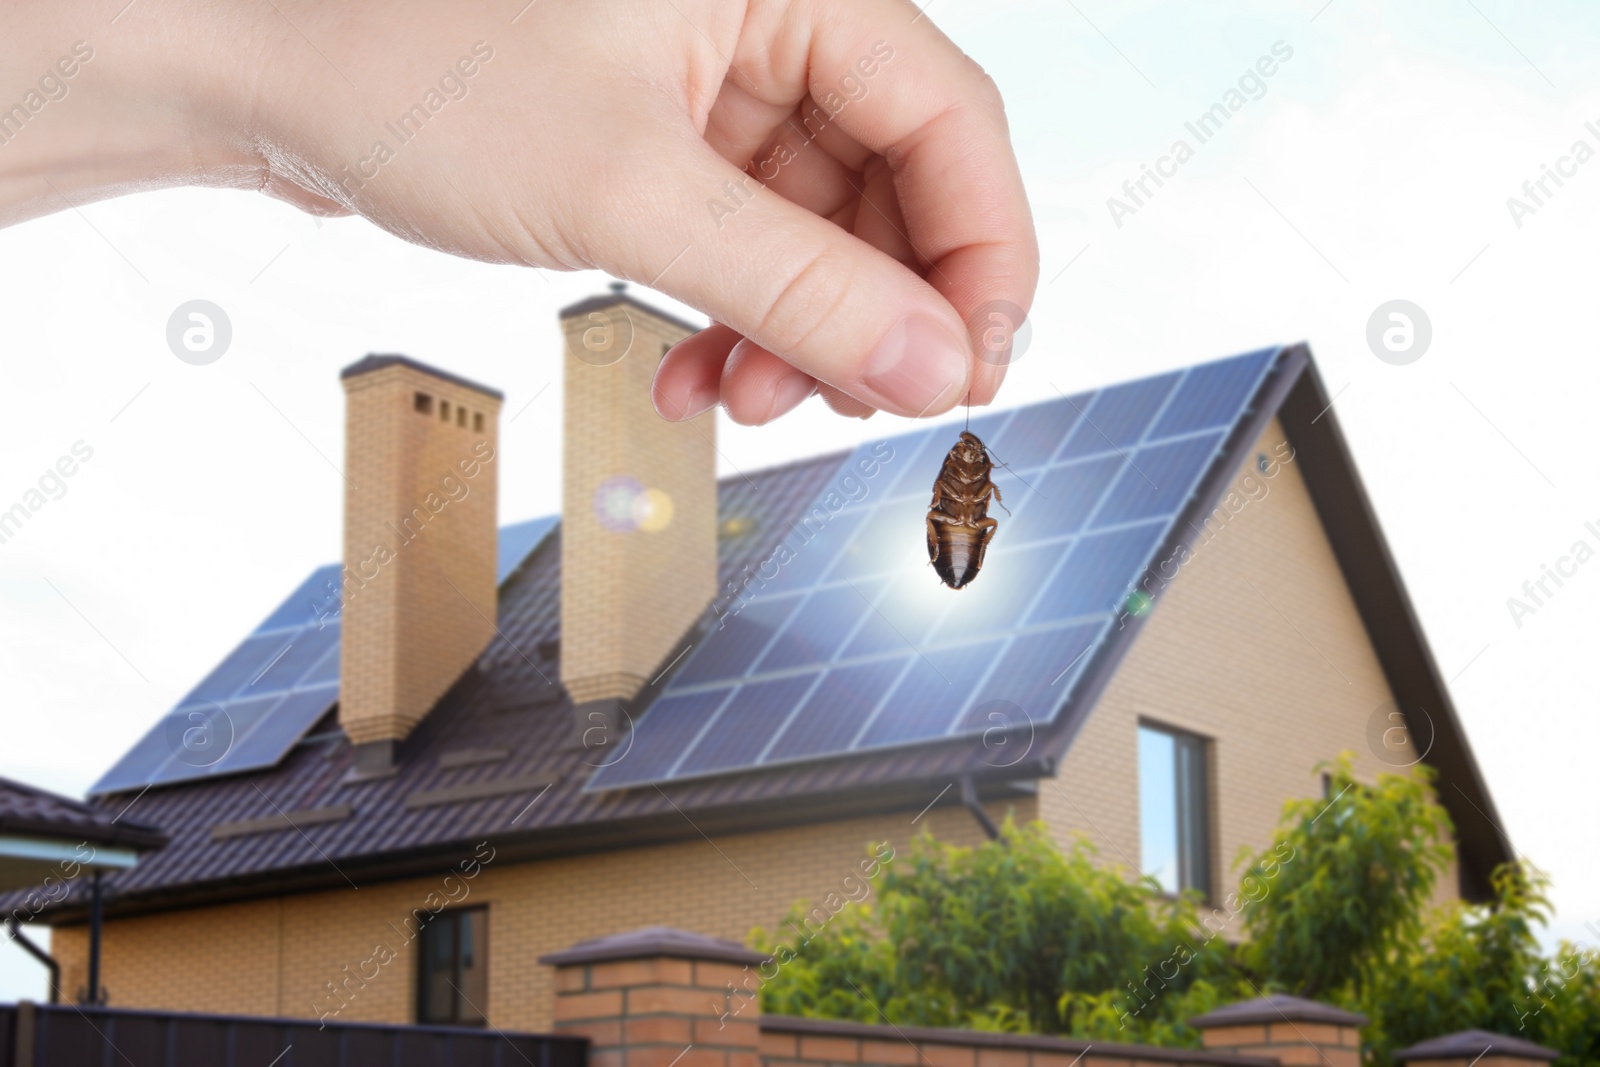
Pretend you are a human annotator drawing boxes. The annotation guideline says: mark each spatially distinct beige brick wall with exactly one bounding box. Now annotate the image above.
[340,361,502,745]
[763,1023,1266,1067]
[53,799,1026,1030]
[1037,418,1459,914]
[560,301,717,707]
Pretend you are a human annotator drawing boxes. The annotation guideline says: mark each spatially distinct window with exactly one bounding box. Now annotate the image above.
[473,412,484,432]
[414,392,433,415]
[1138,723,1211,897]
[416,908,488,1026]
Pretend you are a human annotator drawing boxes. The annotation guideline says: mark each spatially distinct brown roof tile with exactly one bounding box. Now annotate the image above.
[0,776,166,851]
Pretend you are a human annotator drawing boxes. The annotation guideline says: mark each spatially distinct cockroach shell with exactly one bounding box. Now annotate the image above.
[926,430,1001,590]
[930,523,993,589]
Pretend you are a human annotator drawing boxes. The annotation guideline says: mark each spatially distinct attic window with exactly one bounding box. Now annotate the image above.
[414,392,433,415]
[474,412,484,432]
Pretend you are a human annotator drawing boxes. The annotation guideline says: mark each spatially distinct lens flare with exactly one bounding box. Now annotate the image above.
[593,476,674,533]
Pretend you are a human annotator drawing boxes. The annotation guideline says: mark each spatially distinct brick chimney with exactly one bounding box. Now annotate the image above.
[559,285,712,741]
[339,354,503,772]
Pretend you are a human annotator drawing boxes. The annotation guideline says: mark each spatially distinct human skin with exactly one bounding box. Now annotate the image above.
[0,0,1037,426]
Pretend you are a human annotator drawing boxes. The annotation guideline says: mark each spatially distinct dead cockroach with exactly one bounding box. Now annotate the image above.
[927,430,1005,590]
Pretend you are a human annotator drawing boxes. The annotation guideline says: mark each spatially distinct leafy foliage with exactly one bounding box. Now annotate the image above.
[750,754,1600,1066]
[1237,754,1453,998]
[753,823,1234,1040]
[1363,865,1600,1067]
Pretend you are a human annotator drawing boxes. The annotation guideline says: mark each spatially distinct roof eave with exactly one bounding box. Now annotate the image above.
[0,817,168,853]
[40,769,1041,925]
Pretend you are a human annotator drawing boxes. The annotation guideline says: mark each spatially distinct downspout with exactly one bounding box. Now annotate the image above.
[959,775,1003,843]
[5,917,61,1004]
[85,869,103,1005]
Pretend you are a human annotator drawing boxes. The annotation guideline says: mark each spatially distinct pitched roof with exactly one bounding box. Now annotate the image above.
[339,353,505,398]
[538,926,766,966]
[0,776,166,852]
[1393,1030,1559,1062]
[1189,993,1367,1028]
[558,290,702,335]
[8,345,1510,920]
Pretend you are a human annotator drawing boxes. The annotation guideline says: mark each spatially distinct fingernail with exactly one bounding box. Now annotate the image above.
[766,372,816,422]
[658,384,719,421]
[860,313,970,416]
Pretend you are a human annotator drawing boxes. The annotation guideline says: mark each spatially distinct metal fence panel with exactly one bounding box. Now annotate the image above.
[0,1004,14,1067]
[1,1002,588,1067]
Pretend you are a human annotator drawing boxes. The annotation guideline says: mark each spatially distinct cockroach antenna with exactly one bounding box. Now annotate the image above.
[964,390,971,431]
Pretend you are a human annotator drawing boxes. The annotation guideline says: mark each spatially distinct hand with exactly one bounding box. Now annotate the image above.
[2,0,1037,425]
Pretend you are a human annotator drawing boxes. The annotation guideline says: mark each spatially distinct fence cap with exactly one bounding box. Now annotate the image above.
[540,926,766,967]
[1393,1030,1559,1063]
[1189,993,1368,1029]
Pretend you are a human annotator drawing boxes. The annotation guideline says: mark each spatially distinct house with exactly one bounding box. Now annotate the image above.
[3,289,1510,1032]
[0,776,166,1004]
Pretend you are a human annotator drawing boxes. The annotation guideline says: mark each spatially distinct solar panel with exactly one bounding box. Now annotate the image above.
[1058,373,1180,459]
[752,581,882,673]
[1090,435,1227,526]
[1001,455,1124,546]
[874,428,942,499]
[857,640,1001,747]
[678,595,798,686]
[588,347,1281,791]
[498,515,559,583]
[90,517,560,795]
[677,674,820,775]
[765,659,908,762]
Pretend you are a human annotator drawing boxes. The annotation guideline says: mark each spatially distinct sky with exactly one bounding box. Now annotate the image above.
[3,0,1597,998]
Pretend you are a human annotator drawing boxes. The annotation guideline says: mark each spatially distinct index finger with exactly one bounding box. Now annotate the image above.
[803,0,1039,403]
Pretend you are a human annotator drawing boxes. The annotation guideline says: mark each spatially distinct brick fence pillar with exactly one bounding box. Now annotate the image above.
[1189,995,1366,1067]
[1393,1029,1559,1067]
[541,926,768,1067]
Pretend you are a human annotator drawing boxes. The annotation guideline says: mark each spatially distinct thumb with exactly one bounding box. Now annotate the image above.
[599,139,974,419]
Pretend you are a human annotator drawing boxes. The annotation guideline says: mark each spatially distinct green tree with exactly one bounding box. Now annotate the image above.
[754,822,1238,1041]
[750,755,1600,1066]
[1361,864,1600,1067]
[1237,755,1453,998]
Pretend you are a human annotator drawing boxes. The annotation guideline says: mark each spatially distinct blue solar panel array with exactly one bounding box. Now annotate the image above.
[588,348,1281,790]
[497,516,560,584]
[90,517,560,795]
